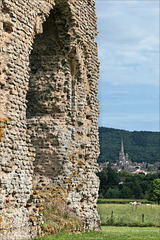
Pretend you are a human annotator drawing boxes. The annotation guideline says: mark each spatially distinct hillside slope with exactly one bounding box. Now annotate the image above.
[98,127,160,163]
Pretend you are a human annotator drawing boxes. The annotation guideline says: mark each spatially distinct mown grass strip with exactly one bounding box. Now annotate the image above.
[35,226,160,240]
[97,199,153,204]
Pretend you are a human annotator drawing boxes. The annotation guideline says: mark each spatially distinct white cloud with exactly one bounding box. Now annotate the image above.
[96,0,159,86]
[137,36,159,51]
[95,0,159,131]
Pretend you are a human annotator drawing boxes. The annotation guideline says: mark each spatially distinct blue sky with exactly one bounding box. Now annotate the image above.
[95,0,159,131]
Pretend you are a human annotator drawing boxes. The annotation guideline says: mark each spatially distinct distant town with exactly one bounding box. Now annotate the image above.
[99,139,160,175]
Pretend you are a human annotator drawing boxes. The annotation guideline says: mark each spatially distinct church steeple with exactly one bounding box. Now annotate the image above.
[119,138,125,162]
[121,138,124,154]
[117,138,132,167]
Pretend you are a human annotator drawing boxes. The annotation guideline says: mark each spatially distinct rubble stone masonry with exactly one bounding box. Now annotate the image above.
[0,0,100,239]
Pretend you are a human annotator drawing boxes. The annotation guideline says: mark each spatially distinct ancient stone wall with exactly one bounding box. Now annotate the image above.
[0,0,100,239]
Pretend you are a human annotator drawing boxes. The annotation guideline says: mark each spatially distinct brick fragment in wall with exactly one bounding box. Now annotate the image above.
[0,0,100,239]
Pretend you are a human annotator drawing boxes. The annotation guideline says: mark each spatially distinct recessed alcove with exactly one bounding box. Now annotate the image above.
[26,8,71,179]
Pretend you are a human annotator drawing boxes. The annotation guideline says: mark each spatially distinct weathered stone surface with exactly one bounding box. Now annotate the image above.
[0,0,100,239]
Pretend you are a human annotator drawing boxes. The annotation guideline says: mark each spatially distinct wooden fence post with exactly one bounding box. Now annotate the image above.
[111,211,114,222]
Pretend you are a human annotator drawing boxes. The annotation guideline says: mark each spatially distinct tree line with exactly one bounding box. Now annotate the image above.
[97,166,160,201]
[98,127,159,164]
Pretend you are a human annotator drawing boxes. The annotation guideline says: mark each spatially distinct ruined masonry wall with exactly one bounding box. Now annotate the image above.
[0,0,100,239]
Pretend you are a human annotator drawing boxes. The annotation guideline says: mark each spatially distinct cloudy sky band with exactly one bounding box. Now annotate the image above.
[95,0,159,131]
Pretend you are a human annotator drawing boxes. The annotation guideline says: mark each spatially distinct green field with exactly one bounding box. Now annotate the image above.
[36,226,160,240]
[97,199,151,204]
[98,203,160,227]
[36,202,160,240]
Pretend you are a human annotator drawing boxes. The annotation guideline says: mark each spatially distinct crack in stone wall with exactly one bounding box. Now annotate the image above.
[0,0,100,239]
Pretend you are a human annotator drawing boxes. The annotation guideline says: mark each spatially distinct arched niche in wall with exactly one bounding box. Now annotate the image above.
[26,6,73,180]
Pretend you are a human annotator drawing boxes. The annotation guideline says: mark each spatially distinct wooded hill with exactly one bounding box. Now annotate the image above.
[98,127,159,164]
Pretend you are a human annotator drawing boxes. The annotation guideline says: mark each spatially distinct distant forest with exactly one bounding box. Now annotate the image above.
[98,127,160,164]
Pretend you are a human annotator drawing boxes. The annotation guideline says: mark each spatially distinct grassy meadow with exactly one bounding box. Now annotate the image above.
[35,201,160,240]
[98,203,160,227]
